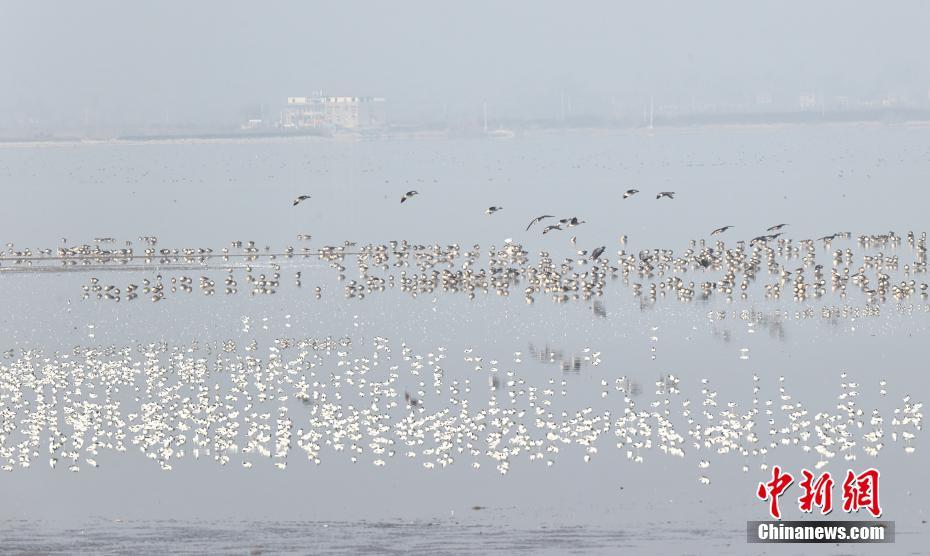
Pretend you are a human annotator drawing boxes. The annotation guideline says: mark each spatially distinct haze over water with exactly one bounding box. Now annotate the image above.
[0,125,928,554]
[3,1,930,553]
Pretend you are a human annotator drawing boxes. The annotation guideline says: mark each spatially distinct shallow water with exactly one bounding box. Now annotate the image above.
[1,126,928,554]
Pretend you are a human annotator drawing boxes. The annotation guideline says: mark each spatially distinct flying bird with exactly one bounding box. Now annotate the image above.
[711,225,734,235]
[293,195,311,206]
[525,215,555,231]
[400,190,419,203]
[656,191,675,200]
[560,217,586,227]
[623,189,639,199]
[591,246,606,260]
[750,232,783,245]
[542,224,562,234]
[767,223,788,231]
[485,206,503,215]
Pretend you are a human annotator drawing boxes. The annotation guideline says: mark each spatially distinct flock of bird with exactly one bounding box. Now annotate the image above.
[298,188,679,237]
[3,183,925,314]
[29,227,923,309]
[2,129,928,532]
[290,189,843,251]
[0,336,920,477]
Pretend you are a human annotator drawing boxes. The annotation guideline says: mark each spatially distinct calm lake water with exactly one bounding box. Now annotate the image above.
[0,125,928,554]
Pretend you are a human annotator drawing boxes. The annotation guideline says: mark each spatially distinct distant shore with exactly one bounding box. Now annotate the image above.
[3,118,930,149]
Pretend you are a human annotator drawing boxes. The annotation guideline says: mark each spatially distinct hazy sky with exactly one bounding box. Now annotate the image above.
[2,1,929,128]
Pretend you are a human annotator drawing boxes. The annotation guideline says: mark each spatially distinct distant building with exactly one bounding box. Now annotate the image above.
[280,94,386,130]
[799,93,817,109]
[755,92,773,106]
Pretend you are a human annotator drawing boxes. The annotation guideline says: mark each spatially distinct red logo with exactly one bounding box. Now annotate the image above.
[757,467,882,519]
[842,468,882,518]
[798,470,834,515]
[757,465,794,519]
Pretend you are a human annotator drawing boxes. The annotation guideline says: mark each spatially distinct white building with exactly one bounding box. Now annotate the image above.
[281,95,386,130]
[799,93,817,109]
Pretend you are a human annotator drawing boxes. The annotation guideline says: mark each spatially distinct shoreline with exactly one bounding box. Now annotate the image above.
[2,119,930,149]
